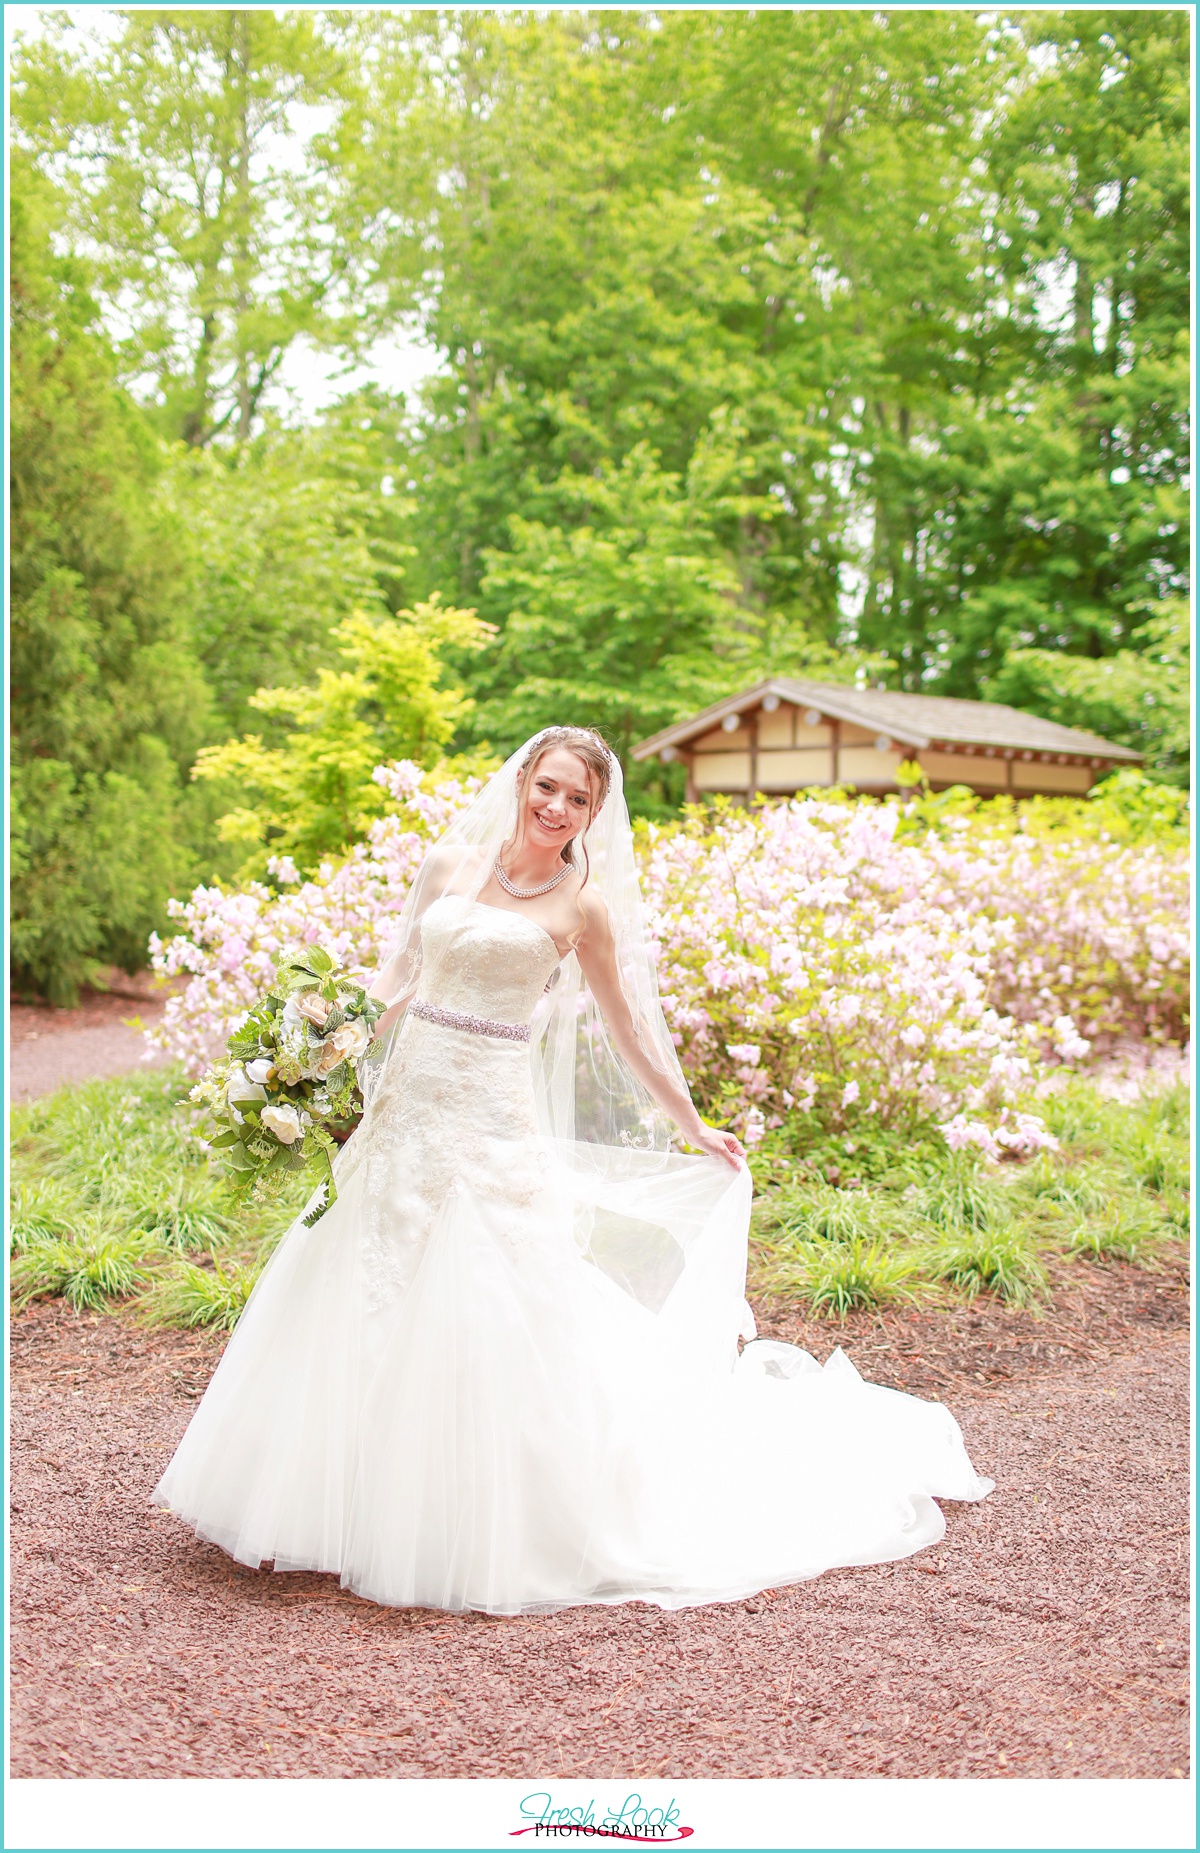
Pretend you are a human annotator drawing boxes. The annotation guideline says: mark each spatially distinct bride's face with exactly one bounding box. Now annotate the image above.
[519,747,597,852]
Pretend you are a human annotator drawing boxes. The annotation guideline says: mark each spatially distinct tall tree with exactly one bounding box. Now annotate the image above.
[852,9,1189,691]
[9,156,214,1001]
[11,8,357,445]
[336,11,994,767]
[337,9,1186,734]
[160,395,416,735]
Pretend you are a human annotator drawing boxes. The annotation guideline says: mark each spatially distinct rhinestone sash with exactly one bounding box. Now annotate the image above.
[408,997,531,1044]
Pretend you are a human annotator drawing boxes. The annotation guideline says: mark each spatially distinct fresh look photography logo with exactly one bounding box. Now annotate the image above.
[511,1791,693,1842]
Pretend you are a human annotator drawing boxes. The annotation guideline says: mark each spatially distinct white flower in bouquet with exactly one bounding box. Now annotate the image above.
[261,1102,303,1144]
[331,1019,371,1060]
[269,1026,308,1082]
[245,1058,274,1085]
[226,1066,267,1105]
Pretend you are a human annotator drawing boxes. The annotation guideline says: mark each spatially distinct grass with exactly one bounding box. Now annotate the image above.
[8,1068,1191,1330]
[750,1078,1190,1318]
[135,1258,261,1331]
[757,1236,924,1316]
[9,1069,305,1327]
[921,1228,1050,1308]
[909,1155,1013,1233]
[10,1224,154,1312]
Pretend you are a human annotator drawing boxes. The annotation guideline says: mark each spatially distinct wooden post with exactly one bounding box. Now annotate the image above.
[684,751,698,805]
[748,711,759,808]
[831,718,841,787]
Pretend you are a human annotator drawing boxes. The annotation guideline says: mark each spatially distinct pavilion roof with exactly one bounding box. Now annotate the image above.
[632,678,1142,763]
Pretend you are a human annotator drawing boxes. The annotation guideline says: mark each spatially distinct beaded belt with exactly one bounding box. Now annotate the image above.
[408,997,530,1044]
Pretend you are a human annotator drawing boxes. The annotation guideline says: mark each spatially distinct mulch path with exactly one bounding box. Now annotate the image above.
[10,974,173,1104]
[9,1253,1189,1780]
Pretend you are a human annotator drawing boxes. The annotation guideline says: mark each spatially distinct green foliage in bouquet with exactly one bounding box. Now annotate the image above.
[190,945,382,1227]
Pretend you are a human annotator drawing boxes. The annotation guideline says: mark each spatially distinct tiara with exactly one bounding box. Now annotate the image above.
[528,726,617,769]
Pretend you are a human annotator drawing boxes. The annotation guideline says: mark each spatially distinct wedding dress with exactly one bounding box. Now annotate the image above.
[153,739,992,1615]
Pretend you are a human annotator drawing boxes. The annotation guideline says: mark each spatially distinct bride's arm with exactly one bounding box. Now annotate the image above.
[574,890,746,1171]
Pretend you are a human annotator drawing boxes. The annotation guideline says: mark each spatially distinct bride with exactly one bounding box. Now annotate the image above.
[154,726,992,1614]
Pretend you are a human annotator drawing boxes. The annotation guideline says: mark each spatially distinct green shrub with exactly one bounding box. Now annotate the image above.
[9,159,214,1005]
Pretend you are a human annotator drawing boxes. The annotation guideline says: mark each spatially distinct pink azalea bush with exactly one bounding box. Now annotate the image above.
[638,800,1080,1156]
[149,768,1190,1159]
[147,765,483,1077]
[914,823,1189,1047]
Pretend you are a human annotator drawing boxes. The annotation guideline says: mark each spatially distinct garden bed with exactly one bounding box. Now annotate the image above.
[10,1067,1189,1332]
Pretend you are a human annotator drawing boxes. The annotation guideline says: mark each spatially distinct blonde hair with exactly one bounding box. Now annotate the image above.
[517,727,613,867]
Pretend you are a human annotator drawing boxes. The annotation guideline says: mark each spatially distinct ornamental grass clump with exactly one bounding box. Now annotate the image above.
[923,1229,1050,1308]
[753,1180,905,1247]
[768,1239,923,1317]
[11,1221,154,1312]
[1014,1155,1131,1221]
[909,1155,1015,1233]
[10,1070,306,1329]
[117,1173,234,1252]
[136,1259,259,1331]
[1067,1204,1165,1265]
[9,1178,79,1252]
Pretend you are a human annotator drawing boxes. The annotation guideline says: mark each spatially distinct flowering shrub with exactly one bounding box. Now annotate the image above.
[147,764,483,1074]
[149,769,1190,1159]
[918,827,1189,1047]
[638,798,1084,1156]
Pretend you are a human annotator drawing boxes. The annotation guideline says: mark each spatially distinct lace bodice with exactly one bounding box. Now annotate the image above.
[413,895,561,1021]
[346,896,564,1309]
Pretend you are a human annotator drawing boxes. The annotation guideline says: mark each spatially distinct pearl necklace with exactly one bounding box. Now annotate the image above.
[494,855,572,899]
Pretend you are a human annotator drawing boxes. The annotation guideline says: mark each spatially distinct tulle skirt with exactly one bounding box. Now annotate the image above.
[153,1127,993,1614]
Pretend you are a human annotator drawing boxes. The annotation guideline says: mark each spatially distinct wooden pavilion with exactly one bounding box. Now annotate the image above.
[632,678,1141,804]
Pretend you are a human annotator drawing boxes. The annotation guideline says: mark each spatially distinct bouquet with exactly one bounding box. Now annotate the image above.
[190,945,384,1226]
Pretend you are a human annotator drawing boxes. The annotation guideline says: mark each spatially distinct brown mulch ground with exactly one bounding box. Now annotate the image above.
[9,1252,1189,1780]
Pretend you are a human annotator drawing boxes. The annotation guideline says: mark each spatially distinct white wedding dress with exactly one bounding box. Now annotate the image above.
[154,894,993,1614]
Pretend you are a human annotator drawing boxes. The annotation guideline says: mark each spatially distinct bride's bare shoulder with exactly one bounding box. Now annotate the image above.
[577,884,613,942]
[421,843,487,890]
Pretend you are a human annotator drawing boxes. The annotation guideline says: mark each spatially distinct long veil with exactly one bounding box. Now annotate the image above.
[360,731,689,1156]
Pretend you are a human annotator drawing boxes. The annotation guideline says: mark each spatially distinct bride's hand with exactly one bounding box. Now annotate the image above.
[691,1123,747,1170]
